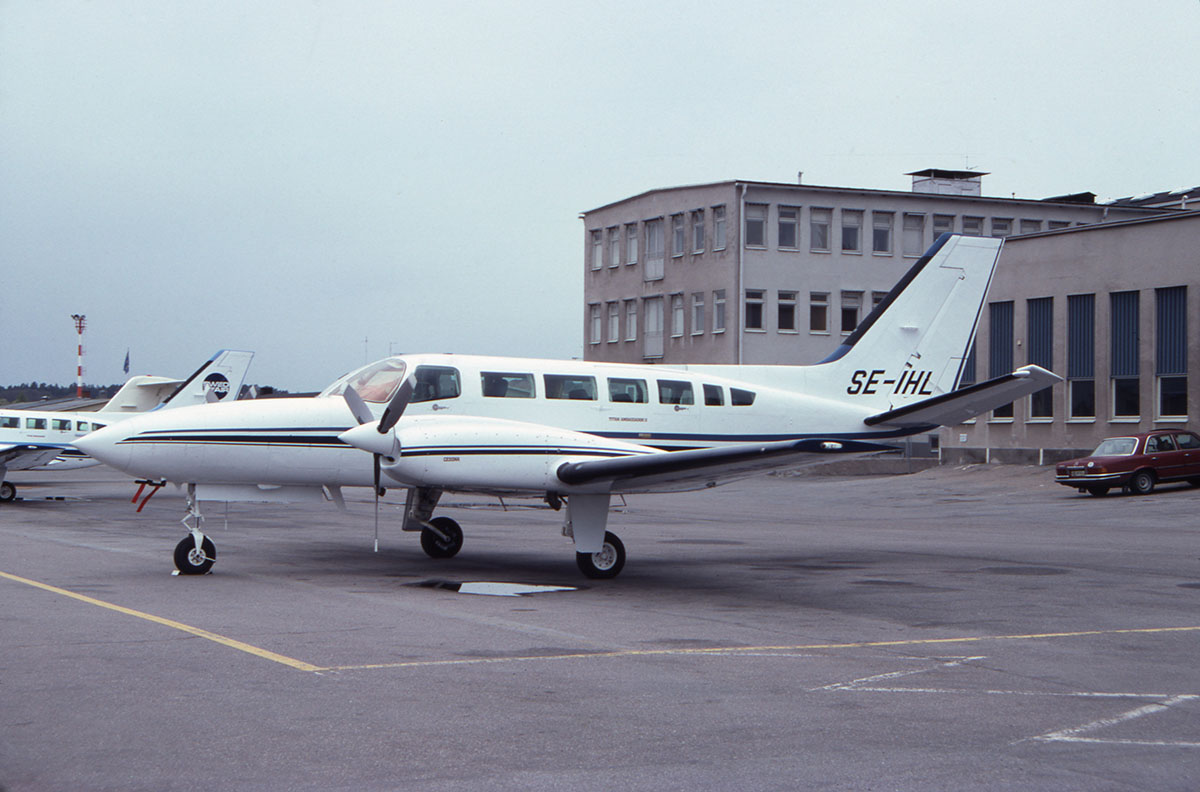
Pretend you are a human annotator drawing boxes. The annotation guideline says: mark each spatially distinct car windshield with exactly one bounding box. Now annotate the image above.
[1091,437,1137,456]
[321,358,408,404]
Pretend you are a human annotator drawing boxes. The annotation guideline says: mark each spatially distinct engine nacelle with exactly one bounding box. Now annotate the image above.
[377,415,653,493]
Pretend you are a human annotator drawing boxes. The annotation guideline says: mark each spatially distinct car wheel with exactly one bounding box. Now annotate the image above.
[1129,470,1155,496]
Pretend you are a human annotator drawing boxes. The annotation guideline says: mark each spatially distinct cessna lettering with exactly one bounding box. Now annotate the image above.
[846,368,935,396]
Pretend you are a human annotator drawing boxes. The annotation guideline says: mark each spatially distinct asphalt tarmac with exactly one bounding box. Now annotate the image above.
[2,464,1199,791]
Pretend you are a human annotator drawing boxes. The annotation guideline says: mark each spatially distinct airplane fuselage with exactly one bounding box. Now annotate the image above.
[88,352,885,491]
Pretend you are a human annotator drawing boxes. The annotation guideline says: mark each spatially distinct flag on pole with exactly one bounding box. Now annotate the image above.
[123,349,130,374]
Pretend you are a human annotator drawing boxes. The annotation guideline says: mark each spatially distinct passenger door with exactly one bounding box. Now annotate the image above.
[1145,433,1183,481]
[1171,431,1200,477]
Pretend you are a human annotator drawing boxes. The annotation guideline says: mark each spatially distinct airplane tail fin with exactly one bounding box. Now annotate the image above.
[811,234,1001,410]
[99,375,189,413]
[156,350,255,410]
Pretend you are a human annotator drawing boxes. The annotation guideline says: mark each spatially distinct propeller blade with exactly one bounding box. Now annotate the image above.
[378,378,414,434]
[342,386,374,426]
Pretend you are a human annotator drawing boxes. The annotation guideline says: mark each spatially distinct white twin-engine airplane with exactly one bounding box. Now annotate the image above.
[78,235,1059,579]
[0,350,253,502]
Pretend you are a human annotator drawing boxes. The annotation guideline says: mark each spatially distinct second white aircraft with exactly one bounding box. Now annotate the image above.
[78,235,1059,578]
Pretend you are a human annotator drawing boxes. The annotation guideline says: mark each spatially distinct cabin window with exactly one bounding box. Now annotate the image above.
[411,366,461,402]
[26,418,46,430]
[703,384,724,406]
[731,388,756,406]
[657,379,694,405]
[51,419,72,431]
[608,378,648,403]
[92,422,106,430]
[1,416,17,429]
[544,374,597,400]
[480,372,535,398]
[76,421,90,431]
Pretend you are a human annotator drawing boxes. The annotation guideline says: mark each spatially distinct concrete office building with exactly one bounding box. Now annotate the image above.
[942,209,1200,465]
[581,171,1163,367]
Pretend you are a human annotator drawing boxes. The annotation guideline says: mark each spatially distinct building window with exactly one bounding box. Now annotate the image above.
[713,205,726,250]
[643,296,664,359]
[1020,219,1043,234]
[902,213,925,257]
[1027,297,1053,419]
[778,206,799,249]
[962,216,984,236]
[624,299,637,341]
[691,292,705,335]
[644,218,664,280]
[589,303,602,344]
[810,292,829,333]
[933,214,955,239]
[671,293,685,337]
[959,342,977,388]
[1048,220,1071,230]
[871,291,887,310]
[778,290,797,332]
[990,218,1012,238]
[1156,286,1187,419]
[745,289,765,331]
[810,208,831,251]
[691,209,705,253]
[713,290,726,333]
[989,301,1014,418]
[841,210,863,253]
[872,211,893,254]
[840,291,862,334]
[607,227,620,267]
[625,223,638,266]
[1067,293,1095,420]
[590,230,603,270]
[745,204,767,248]
[671,213,685,257]
[607,301,620,342]
[1111,290,1140,418]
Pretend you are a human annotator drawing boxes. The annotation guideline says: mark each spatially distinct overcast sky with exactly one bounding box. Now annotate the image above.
[2,0,1197,392]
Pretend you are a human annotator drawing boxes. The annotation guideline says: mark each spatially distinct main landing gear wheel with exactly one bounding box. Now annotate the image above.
[420,516,463,559]
[576,531,625,579]
[173,536,216,575]
[0,482,15,502]
[1128,470,1156,495]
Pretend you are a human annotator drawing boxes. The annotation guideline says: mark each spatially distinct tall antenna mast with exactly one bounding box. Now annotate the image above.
[71,314,87,398]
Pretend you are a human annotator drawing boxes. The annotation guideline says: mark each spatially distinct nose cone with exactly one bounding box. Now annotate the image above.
[75,422,134,471]
[338,423,399,458]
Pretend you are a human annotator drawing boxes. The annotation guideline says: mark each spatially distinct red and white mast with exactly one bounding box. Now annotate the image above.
[70,313,86,398]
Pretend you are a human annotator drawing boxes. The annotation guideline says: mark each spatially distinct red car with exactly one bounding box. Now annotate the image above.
[1055,430,1200,496]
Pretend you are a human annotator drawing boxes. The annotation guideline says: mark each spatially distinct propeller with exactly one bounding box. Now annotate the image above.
[341,379,414,551]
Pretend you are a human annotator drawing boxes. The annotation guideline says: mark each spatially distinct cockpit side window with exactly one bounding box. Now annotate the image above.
[411,366,461,402]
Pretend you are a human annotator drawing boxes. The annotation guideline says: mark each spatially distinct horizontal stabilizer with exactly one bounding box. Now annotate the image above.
[557,438,897,493]
[864,365,1062,429]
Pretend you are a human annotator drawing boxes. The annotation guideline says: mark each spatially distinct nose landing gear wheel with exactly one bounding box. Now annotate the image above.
[576,531,625,579]
[420,516,463,559]
[174,536,216,575]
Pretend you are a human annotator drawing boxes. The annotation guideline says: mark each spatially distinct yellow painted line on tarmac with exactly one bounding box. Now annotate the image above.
[0,570,322,673]
[322,625,1200,672]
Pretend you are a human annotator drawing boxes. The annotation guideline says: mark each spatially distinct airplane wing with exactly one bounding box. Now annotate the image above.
[0,443,68,471]
[556,438,897,494]
[863,365,1062,430]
